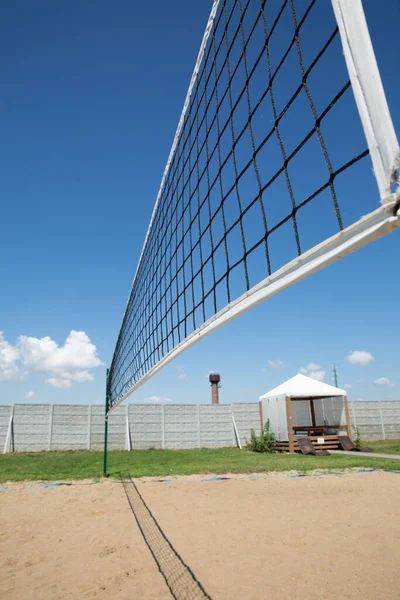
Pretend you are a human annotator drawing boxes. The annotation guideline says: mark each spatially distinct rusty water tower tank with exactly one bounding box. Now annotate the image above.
[209,371,221,404]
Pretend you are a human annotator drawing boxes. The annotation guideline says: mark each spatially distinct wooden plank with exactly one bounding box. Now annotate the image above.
[297,437,316,455]
[339,435,355,451]
[316,444,340,448]
[279,438,340,444]
[293,425,347,432]
[308,436,339,441]
[286,396,295,453]
[308,435,339,439]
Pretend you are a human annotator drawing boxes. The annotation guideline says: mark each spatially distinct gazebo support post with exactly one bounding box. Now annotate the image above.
[309,398,316,428]
[343,394,352,437]
[286,396,295,453]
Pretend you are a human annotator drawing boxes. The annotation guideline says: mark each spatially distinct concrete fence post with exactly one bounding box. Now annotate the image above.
[197,404,201,448]
[87,405,92,450]
[161,404,165,449]
[48,405,54,451]
[378,401,386,440]
[125,406,131,450]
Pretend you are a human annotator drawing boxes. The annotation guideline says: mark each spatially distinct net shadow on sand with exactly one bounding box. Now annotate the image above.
[121,474,212,600]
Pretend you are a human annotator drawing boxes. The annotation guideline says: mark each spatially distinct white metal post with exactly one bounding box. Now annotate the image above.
[231,408,242,450]
[3,405,14,454]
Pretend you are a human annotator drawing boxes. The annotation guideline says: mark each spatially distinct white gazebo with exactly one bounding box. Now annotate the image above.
[259,374,351,453]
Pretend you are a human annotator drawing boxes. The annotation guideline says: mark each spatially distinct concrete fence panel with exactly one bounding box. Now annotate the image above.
[199,405,236,448]
[164,405,199,449]
[13,404,51,452]
[51,404,89,451]
[128,404,163,449]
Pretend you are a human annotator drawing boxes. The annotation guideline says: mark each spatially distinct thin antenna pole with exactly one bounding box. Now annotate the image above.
[103,368,110,477]
[332,364,338,387]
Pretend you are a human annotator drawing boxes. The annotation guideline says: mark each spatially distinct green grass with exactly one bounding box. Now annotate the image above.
[1,446,400,482]
[364,439,400,455]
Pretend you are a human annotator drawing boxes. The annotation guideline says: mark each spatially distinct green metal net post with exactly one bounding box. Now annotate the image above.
[103,368,110,477]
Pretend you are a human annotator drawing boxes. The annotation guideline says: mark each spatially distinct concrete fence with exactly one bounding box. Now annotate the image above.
[0,403,261,453]
[350,401,400,440]
[1,400,399,453]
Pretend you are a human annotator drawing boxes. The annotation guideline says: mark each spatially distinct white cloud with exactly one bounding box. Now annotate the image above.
[46,377,71,389]
[344,383,351,390]
[308,370,326,382]
[45,370,94,388]
[175,365,187,380]
[0,330,102,389]
[346,350,374,366]
[268,359,285,370]
[306,362,320,371]
[0,331,22,381]
[143,396,172,404]
[19,330,103,372]
[25,390,35,399]
[260,368,267,373]
[299,363,325,382]
[374,377,395,388]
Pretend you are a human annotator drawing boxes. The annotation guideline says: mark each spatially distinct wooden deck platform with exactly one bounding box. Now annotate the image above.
[275,435,340,453]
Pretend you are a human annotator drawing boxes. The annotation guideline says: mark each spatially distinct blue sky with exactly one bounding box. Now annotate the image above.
[1,0,399,406]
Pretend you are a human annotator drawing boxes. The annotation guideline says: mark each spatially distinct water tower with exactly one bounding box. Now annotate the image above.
[209,371,221,404]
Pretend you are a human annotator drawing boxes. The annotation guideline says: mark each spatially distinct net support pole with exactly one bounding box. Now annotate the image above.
[103,368,110,477]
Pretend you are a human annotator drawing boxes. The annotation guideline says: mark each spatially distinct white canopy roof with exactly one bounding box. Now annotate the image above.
[259,373,346,399]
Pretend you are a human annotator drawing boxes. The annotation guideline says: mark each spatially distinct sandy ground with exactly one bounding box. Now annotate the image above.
[1,472,400,599]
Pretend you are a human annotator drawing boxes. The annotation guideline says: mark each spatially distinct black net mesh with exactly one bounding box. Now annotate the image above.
[109,0,372,407]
